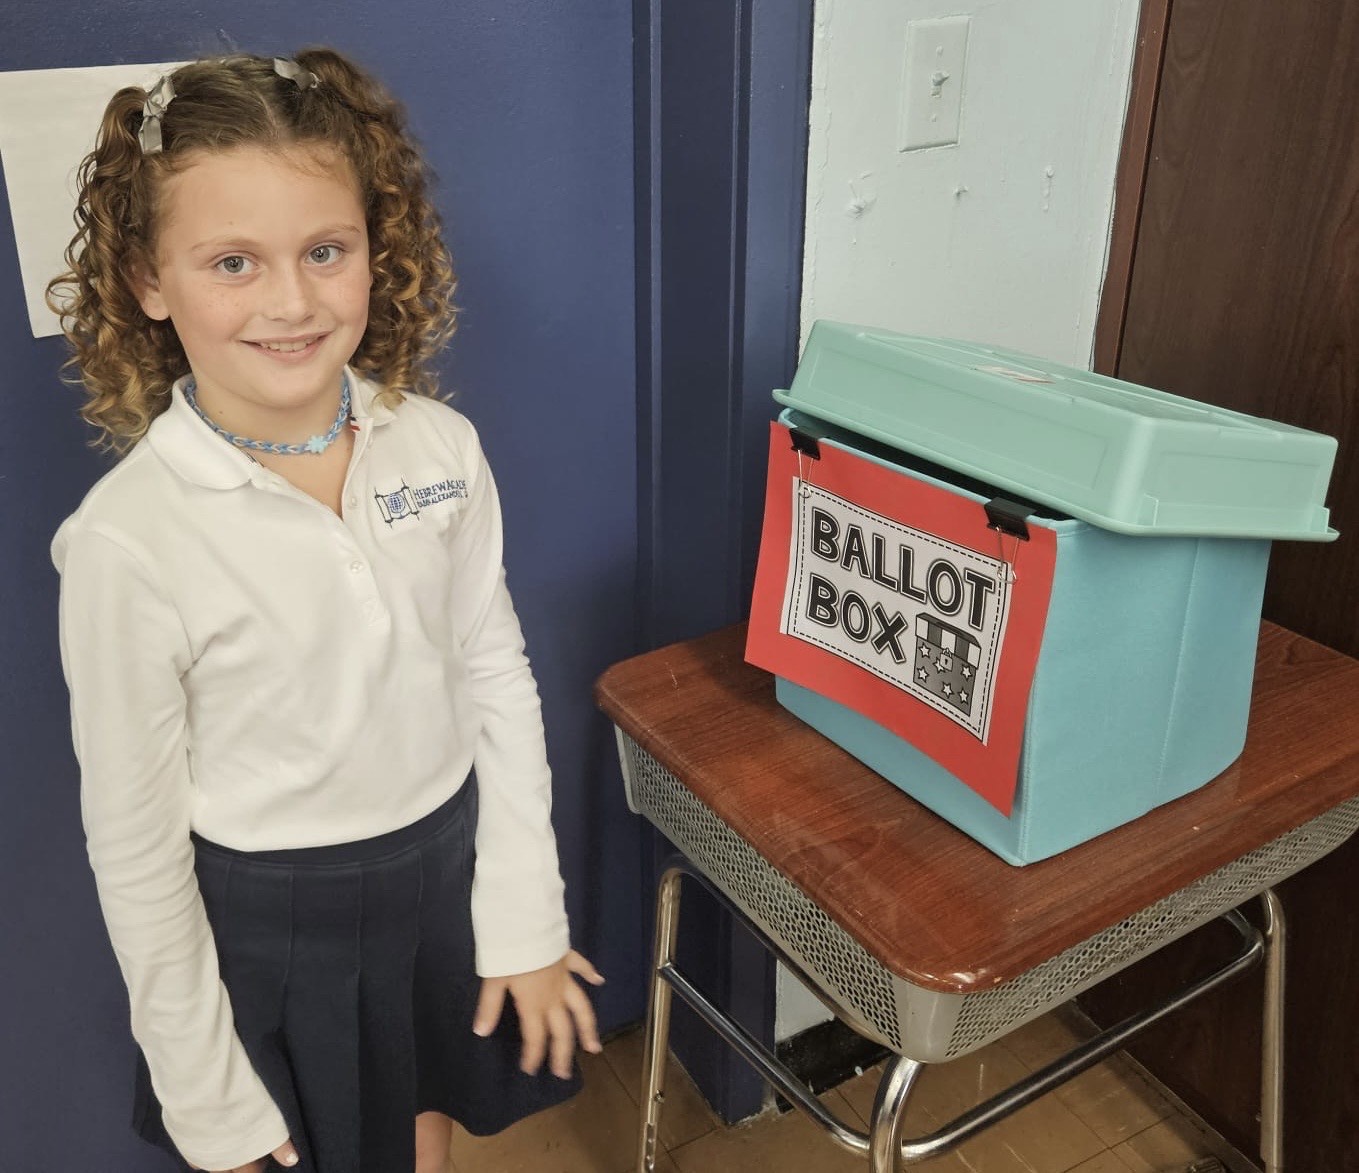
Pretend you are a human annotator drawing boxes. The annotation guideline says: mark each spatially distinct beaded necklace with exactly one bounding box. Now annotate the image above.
[184,375,352,456]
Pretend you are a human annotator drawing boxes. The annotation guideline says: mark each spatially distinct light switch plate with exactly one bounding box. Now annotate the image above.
[899,16,971,152]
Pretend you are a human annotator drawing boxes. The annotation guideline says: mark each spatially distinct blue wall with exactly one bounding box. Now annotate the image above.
[0,4,640,1169]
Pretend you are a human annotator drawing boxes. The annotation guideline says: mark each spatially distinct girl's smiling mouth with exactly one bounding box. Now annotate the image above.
[245,333,328,356]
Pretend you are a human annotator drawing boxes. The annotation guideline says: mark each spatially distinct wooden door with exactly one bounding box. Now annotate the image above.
[1086,2,1359,1167]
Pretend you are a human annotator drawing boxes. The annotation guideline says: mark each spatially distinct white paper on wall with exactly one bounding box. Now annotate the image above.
[0,62,187,339]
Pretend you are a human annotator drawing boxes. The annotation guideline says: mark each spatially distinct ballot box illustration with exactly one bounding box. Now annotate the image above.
[914,615,980,718]
[747,322,1339,864]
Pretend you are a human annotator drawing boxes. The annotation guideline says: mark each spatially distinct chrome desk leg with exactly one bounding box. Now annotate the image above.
[869,1055,924,1172]
[638,867,684,1173]
[1260,888,1286,1173]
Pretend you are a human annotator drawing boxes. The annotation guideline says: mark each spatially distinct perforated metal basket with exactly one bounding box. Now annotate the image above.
[616,728,1359,1062]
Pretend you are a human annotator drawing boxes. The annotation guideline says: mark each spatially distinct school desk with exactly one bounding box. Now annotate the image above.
[594,622,1359,1172]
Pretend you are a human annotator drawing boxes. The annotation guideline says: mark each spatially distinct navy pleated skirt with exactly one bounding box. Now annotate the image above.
[132,778,581,1172]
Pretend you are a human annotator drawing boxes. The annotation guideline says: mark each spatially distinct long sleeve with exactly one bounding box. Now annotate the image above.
[446,432,571,977]
[56,526,290,1170]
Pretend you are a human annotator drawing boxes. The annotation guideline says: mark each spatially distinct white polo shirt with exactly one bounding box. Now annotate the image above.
[52,370,570,1168]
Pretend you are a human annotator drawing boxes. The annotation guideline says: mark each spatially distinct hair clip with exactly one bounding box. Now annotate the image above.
[273,57,320,91]
[138,74,176,155]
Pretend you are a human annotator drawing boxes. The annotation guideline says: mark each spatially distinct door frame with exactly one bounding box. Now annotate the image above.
[632,0,815,1121]
[1093,0,1173,374]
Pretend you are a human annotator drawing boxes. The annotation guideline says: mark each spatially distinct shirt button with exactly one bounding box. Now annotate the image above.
[347,495,358,507]
[350,560,365,574]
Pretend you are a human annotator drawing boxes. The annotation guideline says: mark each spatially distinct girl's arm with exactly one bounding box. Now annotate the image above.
[444,419,602,1065]
[56,527,291,1171]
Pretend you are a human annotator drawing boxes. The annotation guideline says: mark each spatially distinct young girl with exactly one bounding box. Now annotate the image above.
[48,48,602,1173]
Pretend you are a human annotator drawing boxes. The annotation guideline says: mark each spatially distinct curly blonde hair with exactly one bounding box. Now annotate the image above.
[47,48,457,452]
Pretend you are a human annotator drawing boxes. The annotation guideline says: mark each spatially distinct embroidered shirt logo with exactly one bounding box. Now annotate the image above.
[375,485,419,525]
[373,478,468,525]
[412,478,468,508]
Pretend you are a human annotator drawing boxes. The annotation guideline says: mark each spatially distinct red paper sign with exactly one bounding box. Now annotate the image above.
[746,421,1057,815]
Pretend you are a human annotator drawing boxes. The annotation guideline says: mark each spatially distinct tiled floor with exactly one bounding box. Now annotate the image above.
[444,1011,1235,1173]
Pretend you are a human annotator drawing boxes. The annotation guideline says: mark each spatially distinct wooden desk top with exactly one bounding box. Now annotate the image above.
[595,623,1359,994]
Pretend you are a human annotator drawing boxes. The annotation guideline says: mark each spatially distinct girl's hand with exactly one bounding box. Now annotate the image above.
[189,1136,299,1171]
[473,949,605,1078]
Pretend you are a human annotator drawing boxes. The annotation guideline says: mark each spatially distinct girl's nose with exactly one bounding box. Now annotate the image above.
[262,266,314,322]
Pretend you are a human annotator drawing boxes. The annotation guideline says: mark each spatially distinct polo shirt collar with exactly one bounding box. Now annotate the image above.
[349,368,397,428]
[146,366,395,490]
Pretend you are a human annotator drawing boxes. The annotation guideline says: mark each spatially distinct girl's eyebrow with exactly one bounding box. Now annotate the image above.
[188,236,258,257]
[309,223,366,240]
[187,223,365,257]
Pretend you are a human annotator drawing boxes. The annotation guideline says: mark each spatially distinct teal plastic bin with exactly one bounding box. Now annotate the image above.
[777,323,1337,540]
[766,323,1338,865]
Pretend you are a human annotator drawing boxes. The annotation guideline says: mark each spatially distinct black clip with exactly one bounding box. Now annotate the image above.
[985,498,1032,541]
[789,428,821,460]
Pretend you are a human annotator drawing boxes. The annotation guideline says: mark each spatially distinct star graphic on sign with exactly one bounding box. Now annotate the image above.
[959,690,969,704]
[961,664,973,679]
[918,643,932,659]
[942,683,953,697]
[916,666,929,682]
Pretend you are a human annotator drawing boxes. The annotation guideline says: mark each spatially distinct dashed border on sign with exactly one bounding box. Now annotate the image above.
[781,480,1009,743]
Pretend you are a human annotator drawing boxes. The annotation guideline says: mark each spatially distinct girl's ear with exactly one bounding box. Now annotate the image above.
[129,263,170,321]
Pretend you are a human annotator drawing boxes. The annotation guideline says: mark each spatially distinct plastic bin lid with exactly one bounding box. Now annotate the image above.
[773,322,1338,541]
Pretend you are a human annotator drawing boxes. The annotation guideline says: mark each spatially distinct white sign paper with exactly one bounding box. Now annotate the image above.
[779,480,1012,743]
[0,62,187,338]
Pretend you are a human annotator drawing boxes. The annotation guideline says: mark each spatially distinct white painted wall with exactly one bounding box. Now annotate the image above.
[777,0,1141,1043]
[800,0,1141,365]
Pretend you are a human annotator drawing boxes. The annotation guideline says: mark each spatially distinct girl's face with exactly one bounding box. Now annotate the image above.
[136,144,371,431]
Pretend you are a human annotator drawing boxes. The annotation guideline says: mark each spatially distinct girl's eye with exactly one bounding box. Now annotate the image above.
[309,245,342,265]
[215,256,252,276]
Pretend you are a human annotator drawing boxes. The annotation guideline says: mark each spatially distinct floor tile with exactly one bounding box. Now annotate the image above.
[1048,1057,1175,1147]
[1113,1115,1216,1171]
[998,1011,1173,1147]
[446,1050,639,1173]
[1066,1152,1138,1173]
[668,1090,968,1173]
[602,1027,722,1150]
[627,1150,681,1172]
[832,1061,938,1136]
[837,1042,1105,1173]
[946,1106,1105,1173]
[1001,1011,1088,1072]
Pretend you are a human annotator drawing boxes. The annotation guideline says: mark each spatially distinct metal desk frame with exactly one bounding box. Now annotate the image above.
[637,859,1283,1173]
